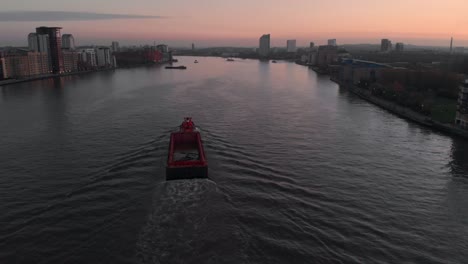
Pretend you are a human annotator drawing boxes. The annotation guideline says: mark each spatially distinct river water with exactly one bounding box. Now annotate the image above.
[1,56,467,263]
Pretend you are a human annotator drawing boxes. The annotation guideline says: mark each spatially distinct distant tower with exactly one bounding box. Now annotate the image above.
[286,40,297,52]
[309,42,315,49]
[192,43,195,51]
[450,37,453,54]
[258,34,270,57]
[395,43,404,52]
[381,39,392,52]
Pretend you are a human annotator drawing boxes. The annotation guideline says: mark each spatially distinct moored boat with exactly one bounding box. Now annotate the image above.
[166,118,208,180]
[165,66,187,69]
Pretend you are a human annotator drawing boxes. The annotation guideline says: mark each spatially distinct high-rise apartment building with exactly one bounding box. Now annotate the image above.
[259,34,270,57]
[287,40,297,52]
[28,33,39,51]
[36,34,50,53]
[62,34,75,50]
[36,27,64,73]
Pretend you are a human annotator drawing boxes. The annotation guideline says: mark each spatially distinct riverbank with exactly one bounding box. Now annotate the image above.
[0,68,116,87]
[176,54,298,62]
[0,60,175,87]
[334,79,468,139]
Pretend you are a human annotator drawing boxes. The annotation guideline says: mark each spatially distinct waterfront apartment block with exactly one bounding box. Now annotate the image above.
[1,49,51,78]
[78,49,97,68]
[36,27,64,74]
[63,50,80,72]
[96,47,112,67]
[455,79,468,129]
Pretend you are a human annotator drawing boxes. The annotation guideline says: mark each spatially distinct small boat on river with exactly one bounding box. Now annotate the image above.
[165,66,187,70]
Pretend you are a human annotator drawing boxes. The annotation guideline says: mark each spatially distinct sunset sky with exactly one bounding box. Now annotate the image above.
[1,0,468,48]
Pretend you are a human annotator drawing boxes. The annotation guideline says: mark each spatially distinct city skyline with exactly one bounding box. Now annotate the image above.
[1,0,468,47]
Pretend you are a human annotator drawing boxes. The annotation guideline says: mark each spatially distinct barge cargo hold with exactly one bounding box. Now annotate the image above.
[166,118,208,180]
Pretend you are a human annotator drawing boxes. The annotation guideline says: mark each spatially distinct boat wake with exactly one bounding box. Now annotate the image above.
[136,179,248,264]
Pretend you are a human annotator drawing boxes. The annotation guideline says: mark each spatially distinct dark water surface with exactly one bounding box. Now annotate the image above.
[1,57,467,263]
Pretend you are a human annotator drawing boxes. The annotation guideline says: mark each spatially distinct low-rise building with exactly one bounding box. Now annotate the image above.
[331,59,392,85]
[114,48,163,66]
[455,79,468,129]
[309,50,318,65]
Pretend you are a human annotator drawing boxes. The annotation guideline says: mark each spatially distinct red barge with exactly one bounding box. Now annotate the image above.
[166,118,208,180]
